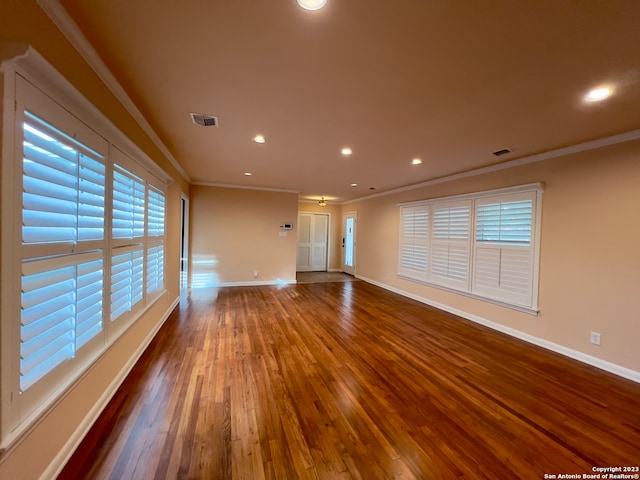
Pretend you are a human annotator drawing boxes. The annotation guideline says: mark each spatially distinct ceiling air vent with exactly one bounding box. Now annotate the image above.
[190,112,218,127]
[492,148,511,157]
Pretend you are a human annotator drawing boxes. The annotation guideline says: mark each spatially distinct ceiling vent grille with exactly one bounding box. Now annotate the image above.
[492,148,511,157]
[190,113,218,127]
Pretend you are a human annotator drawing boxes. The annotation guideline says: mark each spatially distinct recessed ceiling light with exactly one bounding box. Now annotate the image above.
[585,86,613,102]
[341,147,352,156]
[350,183,358,187]
[411,158,422,165]
[243,172,252,176]
[296,0,328,11]
[253,135,266,144]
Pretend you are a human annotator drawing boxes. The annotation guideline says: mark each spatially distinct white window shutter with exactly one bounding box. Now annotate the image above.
[112,166,146,240]
[399,205,429,279]
[21,265,76,392]
[110,248,144,322]
[78,153,106,241]
[76,259,104,348]
[147,187,166,238]
[146,245,165,294]
[473,192,536,306]
[146,186,166,297]
[476,199,532,245]
[430,202,471,289]
[22,113,105,246]
[20,253,104,392]
[7,67,172,435]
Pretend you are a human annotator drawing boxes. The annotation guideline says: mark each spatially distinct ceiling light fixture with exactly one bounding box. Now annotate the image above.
[411,158,422,165]
[585,86,613,102]
[253,135,266,144]
[244,172,252,176]
[341,147,352,156]
[350,183,358,187]
[296,0,328,11]
[318,197,328,207]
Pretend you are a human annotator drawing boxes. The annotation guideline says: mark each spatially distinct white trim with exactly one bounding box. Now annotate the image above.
[192,181,300,194]
[180,193,190,289]
[3,45,172,184]
[0,48,22,452]
[36,0,189,183]
[343,130,640,205]
[396,274,539,315]
[41,296,180,480]
[357,275,640,384]
[397,182,544,207]
[192,280,297,288]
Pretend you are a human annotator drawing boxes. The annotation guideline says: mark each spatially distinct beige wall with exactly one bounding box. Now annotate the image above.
[343,139,640,374]
[0,2,189,478]
[297,201,343,271]
[190,186,298,285]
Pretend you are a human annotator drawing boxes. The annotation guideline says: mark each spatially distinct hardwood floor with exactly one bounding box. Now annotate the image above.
[58,282,640,479]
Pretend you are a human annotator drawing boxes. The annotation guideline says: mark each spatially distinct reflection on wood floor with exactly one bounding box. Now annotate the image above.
[58,281,640,479]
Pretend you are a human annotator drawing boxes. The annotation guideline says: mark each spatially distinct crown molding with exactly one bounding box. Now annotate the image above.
[192,181,300,194]
[343,129,640,205]
[36,0,191,183]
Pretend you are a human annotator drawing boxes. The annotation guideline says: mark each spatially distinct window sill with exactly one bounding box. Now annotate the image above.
[397,273,539,316]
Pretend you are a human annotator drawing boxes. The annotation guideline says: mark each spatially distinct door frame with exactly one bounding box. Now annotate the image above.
[296,212,330,272]
[180,193,189,288]
[342,211,357,275]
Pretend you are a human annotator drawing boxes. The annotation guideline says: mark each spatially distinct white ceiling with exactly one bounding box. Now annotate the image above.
[58,0,640,202]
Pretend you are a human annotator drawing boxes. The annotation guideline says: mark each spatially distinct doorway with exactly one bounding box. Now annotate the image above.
[296,213,329,272]
[342,212,357,275]
[180,194,189,288]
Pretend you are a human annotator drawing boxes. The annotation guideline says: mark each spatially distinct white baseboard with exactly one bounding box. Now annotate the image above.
[212,279,297,287]
[191,279,296,288]
[357,275,640,384]
[43,296,180,480]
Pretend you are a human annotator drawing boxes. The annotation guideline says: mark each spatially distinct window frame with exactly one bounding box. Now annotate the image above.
[398,183,543,314]
[1,48,171,450]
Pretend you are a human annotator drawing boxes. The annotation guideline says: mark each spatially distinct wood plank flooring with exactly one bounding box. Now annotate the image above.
[58,281,640,479]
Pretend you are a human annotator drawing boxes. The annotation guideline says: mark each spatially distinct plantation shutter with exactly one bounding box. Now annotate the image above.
[399,205,429,279]
[146,185,166,296]
[147,187,166,237]
[8,67,173,436]
[110,248,144,322]
[473,192,536,306]
[21,264,75,392]
[22,111,105,245]
[21,253,103,392]
[76,259,104,347]
[146,245,165,294]
[112,165,145,240]
[430,201,471,289]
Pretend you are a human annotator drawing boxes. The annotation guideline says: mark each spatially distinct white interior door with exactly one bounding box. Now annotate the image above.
[342,212,357,275]
[311,214,328,271]
[296,213,312,271]
[296,213,329,272]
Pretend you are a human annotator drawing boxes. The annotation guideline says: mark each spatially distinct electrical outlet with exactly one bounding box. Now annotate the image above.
[590,331,601,346]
